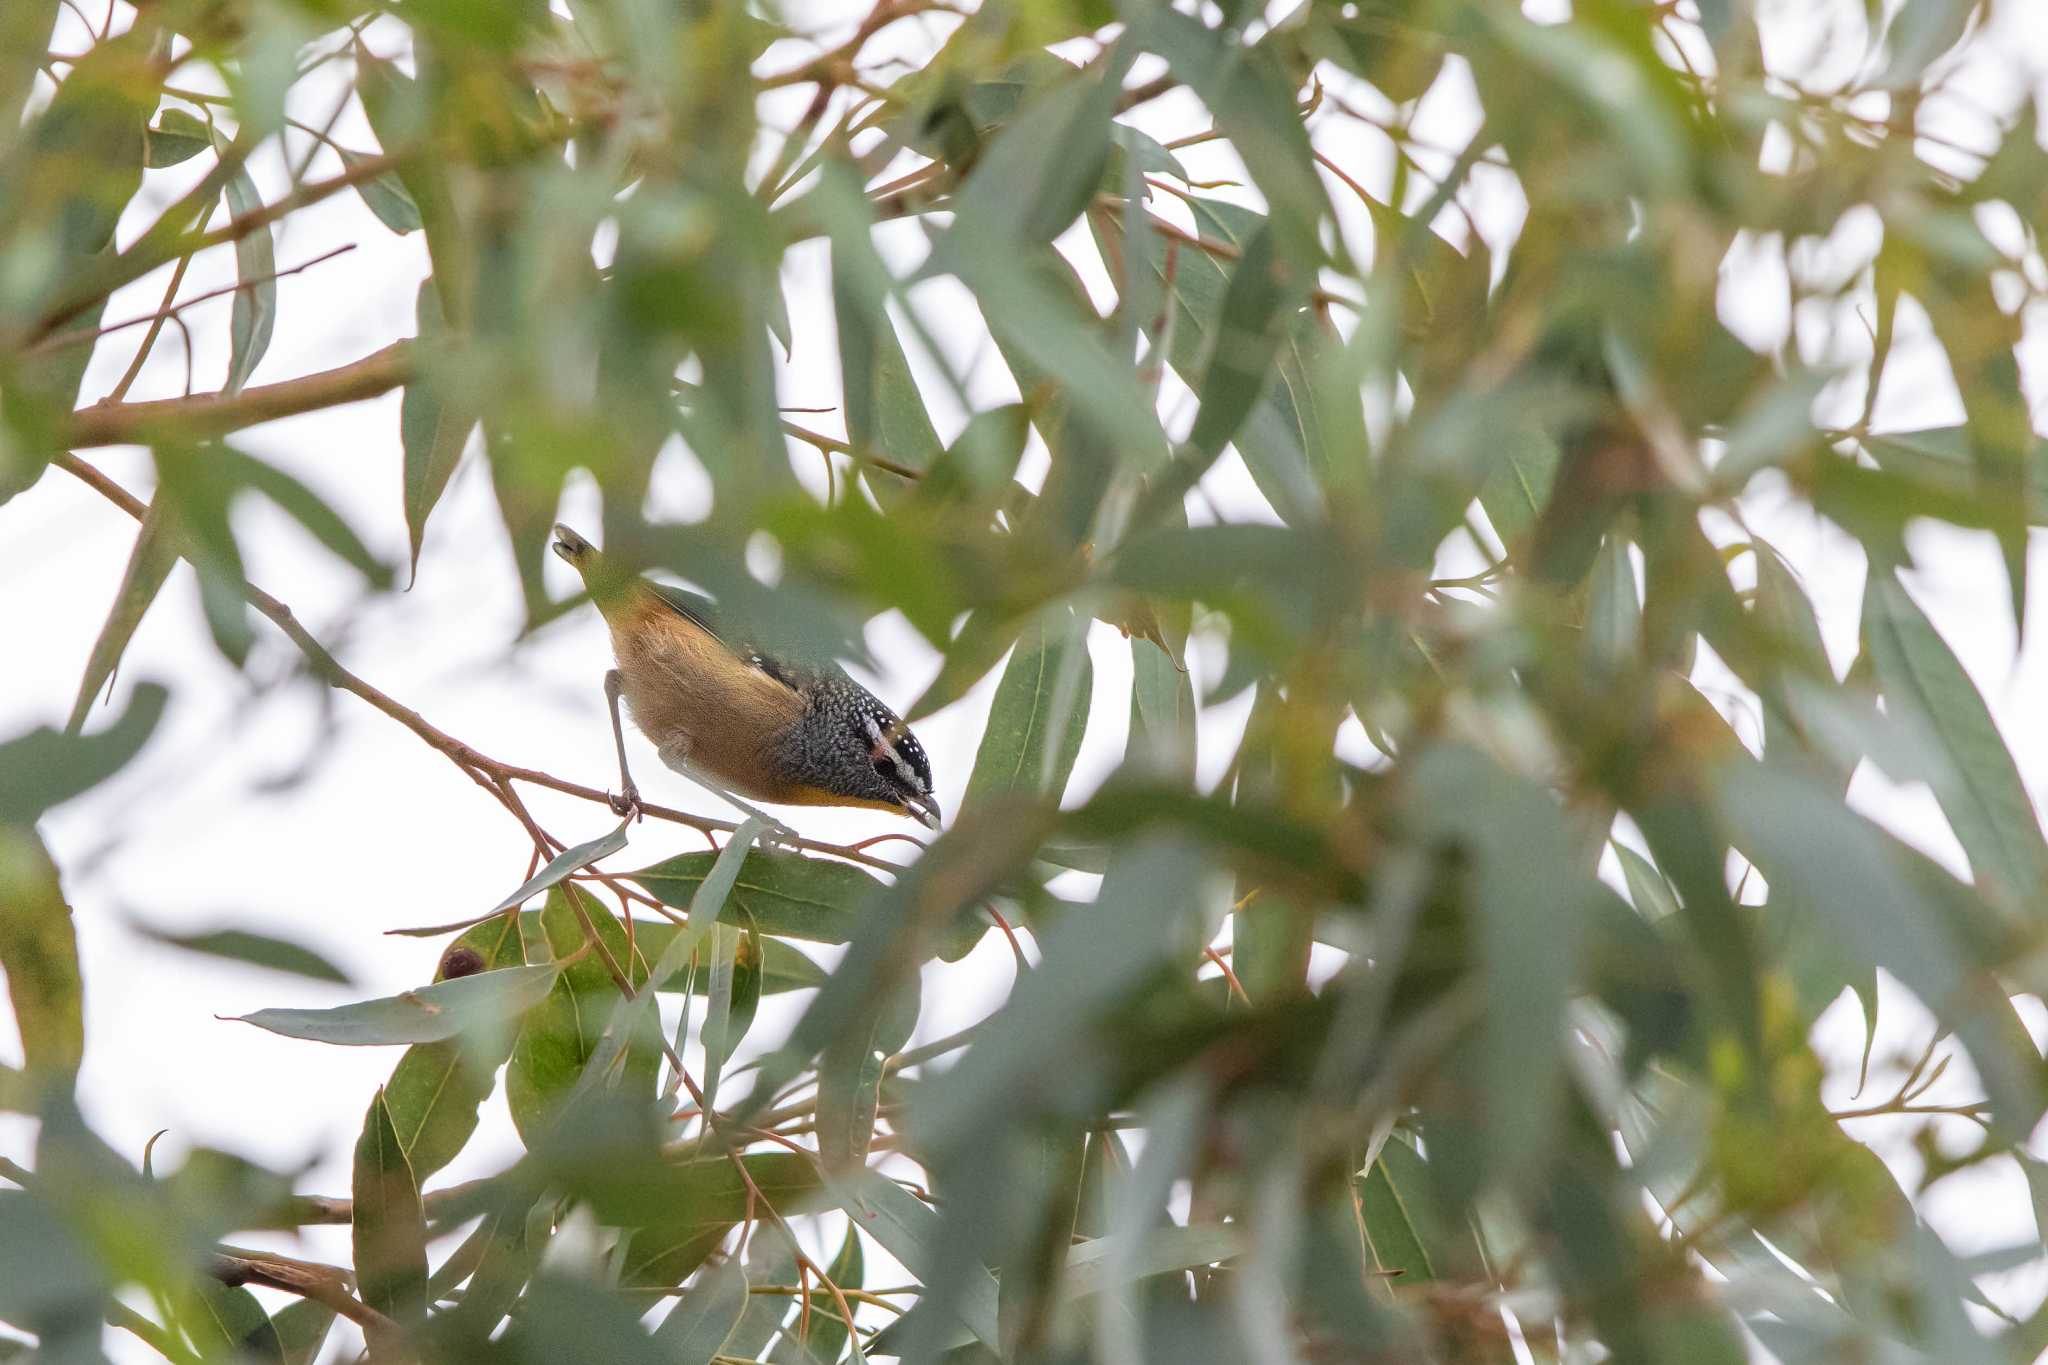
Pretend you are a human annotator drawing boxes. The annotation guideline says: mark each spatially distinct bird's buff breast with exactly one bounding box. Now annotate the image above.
[608,603,808,801]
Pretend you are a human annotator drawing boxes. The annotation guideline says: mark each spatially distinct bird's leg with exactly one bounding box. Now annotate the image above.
[603,669,643,822]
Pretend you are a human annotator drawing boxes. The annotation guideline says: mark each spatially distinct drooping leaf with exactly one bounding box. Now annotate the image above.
[0,827,83,1083]
[816,975,918,1176]
[1861,567,2048,911]
[836,1170,1002,1350]
[963,614,1093,811]
[212,130,275,396]
[0,681,168,825]
[66,501,178,735]
[400,277,475,580]
[652,1258,748,1363]
[352,1089,428,1324]
[829,182,945,489]
[204,444,391,588]
[1402,744,1593,1185]
[339,146,422,233]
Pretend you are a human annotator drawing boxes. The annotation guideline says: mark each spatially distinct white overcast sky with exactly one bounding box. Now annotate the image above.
[4,0,2048,1359]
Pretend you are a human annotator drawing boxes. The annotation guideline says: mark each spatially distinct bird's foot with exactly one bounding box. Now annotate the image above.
[608,783,645,823]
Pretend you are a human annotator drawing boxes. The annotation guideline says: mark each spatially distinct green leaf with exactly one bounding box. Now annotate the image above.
[176,1281,284,1364]
[1134,7,1324,264]
[1714,763,2039,1136]
[1403,745,1592,1185]
[699,917,764,1115]
[1476,424,1561,554]
[624,916,824,993]
[383,912,526,1179]
[915,838,1208,1152]
[129,922,350,985]
[830,192,945,488]
[941,50,1130,255]
[1585,531,1640,669]
[144,107,211,168]
[230,961,557,1045]
[340,146,421,233]
[0,1,58,139]
[269,1298,336,1365]
[1879,0,1979,87]
[652,1258,748,1363]
[0,828,81,1083]
[1861,567,2048,910]
[816,978,918,1176]
[1614,845,1678,921]
[629,849,885,943]
[1184,219,1296,465]
[66,501,178,735]
[619,1153,828,1289]
[1129,636,1196,778]
[212,130,275,396]
[212,444,391,587]
[506,886,658,1142]
[773,1223,864,1364]
[0,681,168,824]
[489,820,630,915]
[963,615,1092,811]
[400,278,474,580]
[836,1171,1001,1349]
[352,1089,428,1324]
[1356,1154,1433,1281]
[1091,197,1339,520]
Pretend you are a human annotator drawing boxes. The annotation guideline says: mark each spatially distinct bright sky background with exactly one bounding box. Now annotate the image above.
[4,1,2048,1360]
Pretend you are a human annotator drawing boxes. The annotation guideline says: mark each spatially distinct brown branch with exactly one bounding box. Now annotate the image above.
[211,1247,400,1344]
[759,0,937,90]
[1099,193,1362,311]
[780,417,923,481]
[63,339,414,447]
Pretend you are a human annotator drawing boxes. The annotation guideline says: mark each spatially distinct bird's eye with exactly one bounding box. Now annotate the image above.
[872,757,894,779]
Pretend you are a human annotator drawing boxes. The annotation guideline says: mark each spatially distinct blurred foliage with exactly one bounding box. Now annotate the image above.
[6,0,2048,1361]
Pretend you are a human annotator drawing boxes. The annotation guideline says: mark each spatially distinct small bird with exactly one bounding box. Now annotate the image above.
[550,525,941,831]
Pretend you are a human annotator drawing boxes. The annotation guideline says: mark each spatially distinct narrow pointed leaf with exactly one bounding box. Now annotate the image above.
[352,1089,428,1323]
[66,501,178,734]
[230,962,558,1045]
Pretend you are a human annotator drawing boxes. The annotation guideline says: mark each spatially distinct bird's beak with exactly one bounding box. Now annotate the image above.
[905,794,942,830]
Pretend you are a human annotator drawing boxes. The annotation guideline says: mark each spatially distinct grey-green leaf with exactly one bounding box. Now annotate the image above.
[352,1088,428,1323]
[963,615,1092,811]
[1862,567,2048,911]
[230,962,558,1045]
[654,1259,749,1364]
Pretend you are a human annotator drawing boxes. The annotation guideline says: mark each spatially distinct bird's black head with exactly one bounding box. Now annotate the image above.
[846,694,940,830]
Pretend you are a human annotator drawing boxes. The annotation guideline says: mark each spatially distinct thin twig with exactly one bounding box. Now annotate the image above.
[210,1247,401,1343]
[31,245,358,358]
[105,255,193,405]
